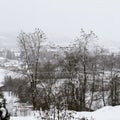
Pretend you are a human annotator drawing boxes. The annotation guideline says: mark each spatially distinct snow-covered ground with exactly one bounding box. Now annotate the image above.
[75,106,120,120]
[7,106,120,120]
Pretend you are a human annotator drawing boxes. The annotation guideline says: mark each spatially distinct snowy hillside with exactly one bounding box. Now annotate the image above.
[4,90,120,120]
[74,106,120,120]
[0,54,119,120]
[2,75,119,120]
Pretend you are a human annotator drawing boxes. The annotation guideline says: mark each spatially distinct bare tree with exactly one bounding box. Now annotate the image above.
[99,48,109,106]
[61,29,98,111]
[75,29,97,111]
[18,28,46,110]
[88,47,100,110]
[108,53,120,106]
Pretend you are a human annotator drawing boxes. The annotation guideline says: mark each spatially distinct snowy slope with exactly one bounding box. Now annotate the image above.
[73,106,120,120]
[93,106,120,120]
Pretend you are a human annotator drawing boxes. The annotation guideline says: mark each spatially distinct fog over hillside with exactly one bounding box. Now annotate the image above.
[0,0,120,119]
[0,33,17,48]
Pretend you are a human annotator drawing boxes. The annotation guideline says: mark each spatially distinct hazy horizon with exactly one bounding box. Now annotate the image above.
[0,0,120,52]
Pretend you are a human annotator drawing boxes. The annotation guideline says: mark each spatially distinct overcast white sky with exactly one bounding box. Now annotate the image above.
[0,0,120,51]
